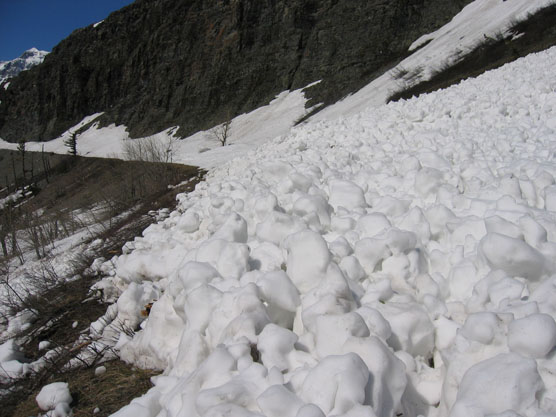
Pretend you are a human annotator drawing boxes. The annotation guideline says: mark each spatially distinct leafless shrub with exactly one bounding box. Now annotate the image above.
[206,116,232,146]
[389,65,410,80]
[122,135,176,163]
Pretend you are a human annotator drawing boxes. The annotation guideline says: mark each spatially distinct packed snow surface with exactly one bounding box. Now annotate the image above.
[88,46,556,417]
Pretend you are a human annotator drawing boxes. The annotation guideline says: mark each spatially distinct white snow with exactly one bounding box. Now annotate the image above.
[84,44,556,417]
[36,382,72,416]
[95,365,107,376]
[508,313,556,358]
[2,2,556,417]
[0,47,48,84]
[313,0,555,121]
[0,189,24,209]
[0,86,315,170]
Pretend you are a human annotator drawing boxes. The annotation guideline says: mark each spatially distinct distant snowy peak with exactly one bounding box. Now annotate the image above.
[0,48,48,85]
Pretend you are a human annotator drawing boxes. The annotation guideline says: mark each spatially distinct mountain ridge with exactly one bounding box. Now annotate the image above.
[0,48,48,85]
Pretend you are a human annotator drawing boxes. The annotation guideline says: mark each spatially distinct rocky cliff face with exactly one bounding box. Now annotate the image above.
[0,48,48,84]
[0,0,471,143]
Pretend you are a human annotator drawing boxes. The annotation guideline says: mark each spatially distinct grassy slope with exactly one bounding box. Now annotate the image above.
[1,153,202,417]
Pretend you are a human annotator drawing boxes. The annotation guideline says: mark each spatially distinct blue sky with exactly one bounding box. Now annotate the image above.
[0,0,135,61]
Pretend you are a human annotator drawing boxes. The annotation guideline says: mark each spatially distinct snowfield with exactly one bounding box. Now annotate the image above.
[78,45,556,417]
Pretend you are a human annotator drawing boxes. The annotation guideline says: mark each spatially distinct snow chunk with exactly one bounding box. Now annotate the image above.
[177,210,200,232]
[0,339,27,380]
[95,366,107,376]
[299,353,369,415]
[342,336,406,417]
[479,233,547,280]
[356,213,391,238]
[0,339,24,363]
[450,353,543,417]
[328,179,367,211]
[258,271,300,312]
[212,212,248,243]
[256,211,306,245]
[375,302,434,358]
[257,384,304,417]
[258,324,298,371]
[176,261,220,292]
[36,382,72,412]
[284,230,331,292]
[508,313,556,358]
[415,168,443,198]
[315,312,369,357]
[460,312,499,345]
[196,239,250,279]
[293,194,332,231]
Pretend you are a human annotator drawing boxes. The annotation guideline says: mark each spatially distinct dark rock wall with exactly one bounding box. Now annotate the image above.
[0,0,471,142]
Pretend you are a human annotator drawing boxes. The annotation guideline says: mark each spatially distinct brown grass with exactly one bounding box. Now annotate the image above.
[12,360,157,417]
[1,153,203,417]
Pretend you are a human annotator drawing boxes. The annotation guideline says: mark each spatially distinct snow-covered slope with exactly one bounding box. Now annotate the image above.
[83,45,556,417]
[1,0,551,170]
[0,86,315,170]
[314,0,555,120]
[0,48,48,85]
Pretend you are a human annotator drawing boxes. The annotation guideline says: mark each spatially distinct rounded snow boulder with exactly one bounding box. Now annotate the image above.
[449,353,543,417]
[508,313,556,358]
[284,230,331,292]
[479,233,547,280]
[36,382,72,413]
[328,179,367,211]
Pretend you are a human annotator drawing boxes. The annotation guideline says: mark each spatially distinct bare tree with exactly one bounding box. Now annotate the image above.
[210,117,232,147]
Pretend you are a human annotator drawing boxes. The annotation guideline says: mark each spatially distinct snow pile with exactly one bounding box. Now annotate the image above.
[36,382,72,417]
[0,339,28,380]
[88,46,556,417]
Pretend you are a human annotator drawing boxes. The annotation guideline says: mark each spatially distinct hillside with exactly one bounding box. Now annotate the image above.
[0,0,471,143]
[2,1,556,416]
